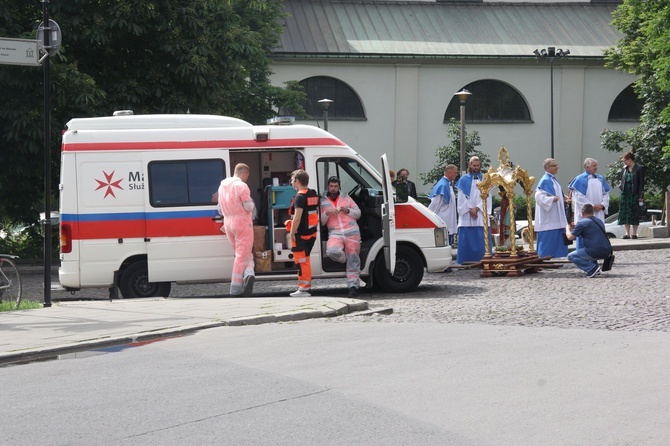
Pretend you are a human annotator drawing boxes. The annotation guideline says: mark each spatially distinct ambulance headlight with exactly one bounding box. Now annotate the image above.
[434,227,448,247]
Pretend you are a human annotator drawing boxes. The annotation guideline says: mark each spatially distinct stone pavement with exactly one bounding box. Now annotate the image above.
[0,297,367,366]
[1,235,668,366]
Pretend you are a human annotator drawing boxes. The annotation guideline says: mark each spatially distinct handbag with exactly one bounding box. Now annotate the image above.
[602,253,615,271]
[562,232,573,246]
[636,202,648,218]
[590,217,614,271]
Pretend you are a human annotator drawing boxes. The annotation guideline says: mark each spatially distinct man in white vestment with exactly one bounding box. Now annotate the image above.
[535,158,569,258]
[568,158,611,249]
[455,157,493,264]
[429,164,458,246]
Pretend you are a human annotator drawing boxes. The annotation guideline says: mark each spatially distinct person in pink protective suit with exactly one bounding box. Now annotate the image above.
[217,163,256,296]
[319,176,362,298]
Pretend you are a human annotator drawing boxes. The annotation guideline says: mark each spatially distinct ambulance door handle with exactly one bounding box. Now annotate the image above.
[144,238,150,242]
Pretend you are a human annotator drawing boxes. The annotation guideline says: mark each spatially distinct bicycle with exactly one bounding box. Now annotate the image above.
[0,254,22,309]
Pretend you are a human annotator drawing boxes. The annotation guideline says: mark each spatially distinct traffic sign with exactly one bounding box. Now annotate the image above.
[0,37,40,66]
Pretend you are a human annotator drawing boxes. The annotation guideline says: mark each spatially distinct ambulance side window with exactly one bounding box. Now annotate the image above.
[149,159,225,207]
[315,158,381,196]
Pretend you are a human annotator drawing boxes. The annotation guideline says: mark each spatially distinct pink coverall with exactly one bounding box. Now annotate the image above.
[320,193,362,289]
[218,177,256,296]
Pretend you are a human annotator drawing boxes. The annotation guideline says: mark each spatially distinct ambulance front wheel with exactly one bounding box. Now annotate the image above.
[373,245,424,293]
[119,261,172,298]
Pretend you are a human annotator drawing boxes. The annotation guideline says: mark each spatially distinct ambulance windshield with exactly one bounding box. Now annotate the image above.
[316,157,382,198]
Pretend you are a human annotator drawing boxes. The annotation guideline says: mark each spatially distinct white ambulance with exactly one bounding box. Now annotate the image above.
[58,113,451,298]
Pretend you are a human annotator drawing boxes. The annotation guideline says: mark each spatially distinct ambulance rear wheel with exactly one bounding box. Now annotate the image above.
[373,245,423,293]
[119,261,171,298]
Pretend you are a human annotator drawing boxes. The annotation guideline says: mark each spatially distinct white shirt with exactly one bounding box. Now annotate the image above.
[428,179,457,235]
[534,175,567,231]
[573,177,609,223]
[457,176,493,228]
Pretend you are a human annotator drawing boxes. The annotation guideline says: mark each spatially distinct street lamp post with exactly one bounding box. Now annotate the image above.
[534,47,570,159]
[454,89,472,176]
[318,98,333,132]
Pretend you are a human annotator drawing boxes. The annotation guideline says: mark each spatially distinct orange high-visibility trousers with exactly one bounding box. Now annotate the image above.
[292,235,316,290]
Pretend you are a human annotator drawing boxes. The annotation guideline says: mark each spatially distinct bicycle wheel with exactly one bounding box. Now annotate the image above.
[0,257,22,308]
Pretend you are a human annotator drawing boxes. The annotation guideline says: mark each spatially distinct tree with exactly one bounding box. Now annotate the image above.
[602,0,670,194]
[0,0,305,225]
[418,119,491,187]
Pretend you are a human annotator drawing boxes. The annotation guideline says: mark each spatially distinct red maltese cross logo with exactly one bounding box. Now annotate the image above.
[95,170,124,198]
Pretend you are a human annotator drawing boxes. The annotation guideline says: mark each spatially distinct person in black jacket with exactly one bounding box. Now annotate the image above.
[392,168,417,202]
[617,151,645,239]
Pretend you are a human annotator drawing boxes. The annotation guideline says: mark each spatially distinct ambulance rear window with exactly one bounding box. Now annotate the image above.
[149,159,225,207]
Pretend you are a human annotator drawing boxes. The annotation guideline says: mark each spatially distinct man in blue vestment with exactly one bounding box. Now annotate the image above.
[534,158,569,258]
[568,158,611,249]
[455,156,493,264]
[428,164,458,246]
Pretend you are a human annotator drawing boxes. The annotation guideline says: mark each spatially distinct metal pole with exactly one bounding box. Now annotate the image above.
[459,101,466,176]
[550,56,555,160]
[42,0,52,307]
[323,108,329,132]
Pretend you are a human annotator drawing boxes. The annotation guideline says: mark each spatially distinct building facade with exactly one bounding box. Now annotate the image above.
[270,0,638,194]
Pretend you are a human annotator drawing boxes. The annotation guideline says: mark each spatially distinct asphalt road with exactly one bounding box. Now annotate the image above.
[3,313,670,445]
[6,248,670,445]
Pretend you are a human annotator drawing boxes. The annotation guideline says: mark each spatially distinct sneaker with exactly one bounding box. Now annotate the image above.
[348,286,357,298]
[632,235,638,239]
[587,266,601,278]
[242,275,255,297]
[290,289,311,297]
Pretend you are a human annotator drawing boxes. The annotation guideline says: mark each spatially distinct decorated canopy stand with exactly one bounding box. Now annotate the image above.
[475,147,545,277]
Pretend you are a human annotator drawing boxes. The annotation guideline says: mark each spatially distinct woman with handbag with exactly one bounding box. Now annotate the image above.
[617,151,645,239]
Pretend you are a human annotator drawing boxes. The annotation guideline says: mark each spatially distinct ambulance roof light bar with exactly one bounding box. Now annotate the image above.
[267,116,295,126]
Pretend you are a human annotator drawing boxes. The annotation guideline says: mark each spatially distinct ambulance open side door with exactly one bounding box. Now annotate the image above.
[142,151,232,283]
[380,154,396,275]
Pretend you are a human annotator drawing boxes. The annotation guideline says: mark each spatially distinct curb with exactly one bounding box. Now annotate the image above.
[0,300,369,366]
[611,241,670,251]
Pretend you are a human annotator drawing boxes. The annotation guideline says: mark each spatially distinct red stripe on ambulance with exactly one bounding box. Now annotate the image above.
[71,218,220,240]
[395,204,438,229]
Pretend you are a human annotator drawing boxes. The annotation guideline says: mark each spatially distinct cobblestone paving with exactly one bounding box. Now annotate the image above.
[327,248,670,332]
[20,248,670,332]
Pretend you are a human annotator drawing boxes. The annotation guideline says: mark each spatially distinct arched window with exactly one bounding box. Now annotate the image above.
[608,84,643,121]
[444,80,531,123]
[293,76,365,120]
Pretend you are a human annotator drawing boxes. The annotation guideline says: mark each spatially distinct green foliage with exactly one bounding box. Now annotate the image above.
[0,221,56,261]
[0,0,305,226]
[604,0,670,166]
[492,195,535,221]
[419,119,491,186]
[601,126,670,194]
[0,300,43,312]
[512,195,533,221]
